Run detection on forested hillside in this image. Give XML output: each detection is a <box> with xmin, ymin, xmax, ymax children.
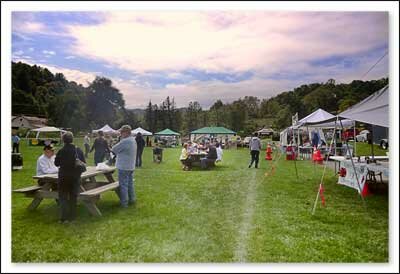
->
<box><xmin>12</xmin><ymin>61</ymin><xmax>388</xmax><ymax>136</ymax></box>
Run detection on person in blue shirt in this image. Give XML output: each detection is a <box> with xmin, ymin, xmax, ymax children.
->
<box><xmin>12</xmin><ymin>132</ymin><xmax>20</xmax><ymax>153</ymax></box>
<box><xmin>111</xmin><ymin>125</ymin><xmax>137</xmax><ymax>208</ymax></box>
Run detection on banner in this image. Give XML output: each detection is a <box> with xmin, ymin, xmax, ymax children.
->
<box><xmin>338</xmin><ymin>160</ymin><xmax>368</xmax><ymax>195</ymax></box>
<box><xmin>292</xmin><ymin>112</ymin><xmax>298</xmax><ymax>126</ymax></box>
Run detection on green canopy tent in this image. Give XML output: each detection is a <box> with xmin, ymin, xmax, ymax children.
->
<box><xmin>190</xmin><ymin>127</ymin><xmax>236</xmax><ymax>144</ymax></box>
<box><xmin>154</xmin><ymin>128</ymin><xmax>181</xmax><ymax>147</ymax></box>
<box><xmin>154</xmin><ymin>128</ymin><xmax>181</xmax><ymax>136</ymax></box>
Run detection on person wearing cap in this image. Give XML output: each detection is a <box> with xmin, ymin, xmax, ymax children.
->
<box><xmin>55</xmin><ymin>132</ymin><xmax>86</xmax><ymax>223</ymax></box>
<box><xmin>90</xmin><ymin>130</ymin><xmax>110</xmax><ymax>165</ymax></box>
<box><xmin>36</xmin><ymin>144</ymin><xmax>59</xmax><ymax>176</ymax></box>
<box><xmin>111</xmin><ymin>125</ymin><xmax>137</xmax><ymax>208</ymax></box>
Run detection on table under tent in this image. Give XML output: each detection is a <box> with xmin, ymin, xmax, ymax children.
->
<box><xmin>154</xmin><ymin>128</ymin><xmax>181</xmax><ymax>147</ymax></box>
<box><xmin>308</xmin><ymin>85</ymin><xmax>389</xmax><ymax>212</ymax></box>
<box><xmin>189</xmin><ymin>127</ymin><xmax>236</xmax><ymax>148</ymax></box>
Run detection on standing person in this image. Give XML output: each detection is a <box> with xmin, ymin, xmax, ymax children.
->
<box><xmin>248</xmin><ymin>132</ymin><xmax>262</xmax><ymax>168</ymax></box>
<box><xmin>111</xmin><ymin>125</ymin><xmax>137</xmax><ymax>208</ymax></box>
<box><xmin>180</xmin><ymin>143</ymin><xmax>192</xmax><ymax>171</ymax></box>
<box><xmin>55</xmin><ymin>132</ymin><xmax>86</xmax><ymax>223</ymax></box>
<box><xmin>146</xmin><ymin>136</ymin><xmax>150</xmax><ymax>147</ymax></box>
<box><xmin>12</xmin><ymin>132</ymin><xmax>21</xmax><ymax>153</ymax></box>
<box><xmin>135</xmin><ymin>132</ymin><xmax>145</xmax><ymax>168</ymax></box>
<box><xmin>83</xmin><ymin>133</ymin><xmax>91</xmax><ymax>159</ymax></box>
<box><xmin>90</xmin><ymin>131</ymin><xmax>110</xmax><ymax>165</ymax></box>
<box><xmin>216</xmin><ymin>142</ymin><xmax>223</xmax><ymax>162</ymax></box>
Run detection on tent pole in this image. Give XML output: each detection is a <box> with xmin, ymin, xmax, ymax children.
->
<box><xmin>370</xmin><ymin>125</ymin><xmax>375</xmax><ymax>161</ymax></box>
<box><xmin>353</xmin><ymin>121</ymin><xmax>356</xmax><ymax>157</ymax></box>
<box><xmin>297</xmin><ymin>128</ymin><xmax>300</xmax><ymax>159</ymax></box>
<box><xmin>312</xmin><ymin>119</ymin><xmax>337</xmax><ymax>215</ymax></box>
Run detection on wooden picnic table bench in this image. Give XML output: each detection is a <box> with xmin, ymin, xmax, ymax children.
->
<box><xmin>13</xmin><ymin>166</ymin><xmax>119</xmax><ymax>217</ymax></box>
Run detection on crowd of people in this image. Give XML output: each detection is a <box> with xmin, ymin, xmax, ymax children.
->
<box><xmin>179</xmin><ymin>140</ymin><xmax>223</xmax><ymax>171</ymax></box>
<box><xmin>15</xmin><ymin>127</ymin><xmax>265</xmax><ymax>223</ymax></box>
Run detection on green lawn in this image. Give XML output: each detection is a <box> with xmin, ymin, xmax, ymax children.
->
<box><xmin>11</xmin><ymin>139</ymin><xmax>388</xmax><ymax>262</ymax></box>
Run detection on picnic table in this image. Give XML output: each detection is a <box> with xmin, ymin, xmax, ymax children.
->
<box><xmin>189</xmin><ymin>151</ymin><xmax>208</xmax><ymax>165</ymax></box>
<box><xmin>13</xmin><ymin>166</ymin><xmax>119</xmax><ymax>217</ymax></box>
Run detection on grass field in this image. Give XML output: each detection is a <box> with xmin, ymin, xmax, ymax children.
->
<box><xmin>11</xmin><ymin>139</ymin><xmax>388</xmax><ymax>262</ymax></box>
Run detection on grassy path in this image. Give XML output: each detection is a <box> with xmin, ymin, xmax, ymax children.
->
<box><xmin>234</xmin><ymin>169</ymin><xmax>257</xmax><ymax>262</ymax></box>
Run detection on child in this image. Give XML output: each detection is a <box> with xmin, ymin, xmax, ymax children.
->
<box><xmin>180</xmin><ymin>143</ymin><xmax>191</xmax><ymax>171</ymax></box>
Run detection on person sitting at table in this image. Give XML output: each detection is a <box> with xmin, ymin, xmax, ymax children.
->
<box><xmin>216</xmin><ymin>142</ymin><xmax>223</xmax><ymax>162</ymax></box>
<box><xmin>180</xmin><ymin>143</ymin><xmax>192</xmax><ymax>171</ymax></box>
<box><xmin>36</xmin><ymin>144</ymin><xmax>59</xmax><ymax>176</ymax></box>
<box><xmin>200</xmin><ymin>143</ymin><xmax>218</xmax><ymax>170</ymax></box>
<box><xmin>55</xmin><ymin>132</ymin><xmax>86</xmax><ymax>223</ymax></box>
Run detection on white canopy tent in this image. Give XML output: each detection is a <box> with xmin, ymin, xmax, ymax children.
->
<box><xmin>280</xmin><ymin>108</ymin><xmax>357</xmax><ymax>157</ymax></box>
<box><xmin>29</xmin><ymin>126</ymin><xmax>66</xmax><ymax>139</ymax></box>
<box><xmin>131</xmin><ymin>127</ymin><xmax>153</xmax><ymax>136</ymax></box>
<box><xmin>92</xmin><ymin>124</ymin><xmax>118</xmax><ymax>134</ymax></box>
<box><xmin>339</xmin><ymin>85</ymin><xmax>388</xmax><ymax>128</ymax></box>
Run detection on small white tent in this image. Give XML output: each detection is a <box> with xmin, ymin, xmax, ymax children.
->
<box><xmin>92</xmin><ymin>124</ymin><xmax>118</xmax><ymax>134</ymax></box>
<box><xmin>131</xmin><ymin>127</ymin><xmax>153</xmax><ymax>136</ymax></box>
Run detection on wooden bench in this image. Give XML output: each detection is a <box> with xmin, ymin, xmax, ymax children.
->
<box><xmin>80</xmin><ymin>181</ymin><xmax>119</xmax><ymax>198</ymax></box>
<box><xmin>79</xmin><ymin>181</ymin><xmax>119</xmax><ymax>217</ymax></box>
<box><xmin>13</xmin><ymin>185</ymin><xmax>42</xmax><ymax>194</ymax></box>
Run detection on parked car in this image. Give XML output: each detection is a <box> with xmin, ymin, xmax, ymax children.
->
<box><xmin>355</xmin><ymin>130</ymin><xmax>370</xmax><ymax>142</ymax></box>
<box><xmin>341</xmin><ymin>128</ymin><xmax>359</xmax><ymax>141</ymax></box>
<box><xmin>380</xmin><ymin>139</ymin><xmax>389</xmax><ymax>149</ymax></box>
<box><xmin>243</xmin><ymin>136</ymin><xmax>252</xmax><ymax>147</ymax></box>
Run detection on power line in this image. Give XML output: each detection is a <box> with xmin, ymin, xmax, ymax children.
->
<box><xmin>360</xmin><ymin>50</ymin><xmax>388</xmax><ymax>80</ymax></box>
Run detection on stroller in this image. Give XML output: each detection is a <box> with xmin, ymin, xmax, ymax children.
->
<box><xmin>152</xmin><ymin>147</ymin><xmax>163</xmax><ymax>163</ymax></box>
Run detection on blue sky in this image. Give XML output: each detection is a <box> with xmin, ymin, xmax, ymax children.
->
<box><xmin>12</xmin><ymin>11</ymin><xmax>389</xmax><ymax>108</ymax></box>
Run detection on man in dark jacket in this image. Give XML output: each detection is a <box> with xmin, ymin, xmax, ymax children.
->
<box><xmin>90</xmin><ymin>130</ymin><xmax>110</xmax><ymax>165</ymax></box>
<box><xmin>200</xmin><ymin>144</ymin><xmax>217</xmax><ymax>169</ymax></box>
<box><xmin>55</xmin><ymin>132</ymin><xmax>85</xmax><ymax>223</ymax></box>
<box><xmin>135</xmin><ymin>132</ymin><xmax>146</xmax><ymax>167</ymax></box>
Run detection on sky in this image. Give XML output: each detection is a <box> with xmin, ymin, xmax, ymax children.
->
<box><xmin>11</xmin><ymin>11</ymin><xmax>389</xmax><ymax>109</ymax></box>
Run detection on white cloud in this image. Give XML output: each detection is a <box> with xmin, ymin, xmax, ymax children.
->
<box><xmin>14</xmin><ymin>50</ymin><xmax>24</xmax><ymax>55</ymax></box>
<box><xmin>28</xmin><ymin>47</ymin><xmax>34</xmax><ymax>52</ymax></box>
<box><xmin>42</xmin><ymin>50</ymin><xmax>56</xmax><ymax>55</ymax></box>
<box><xmin>66</xmin><ymin>11</ymin><xmax>388</xmax><ymax>75</ymax></box>
<box><xmin>65</xmin><ymin>55</ymin><xmax>76</xmax><ymax>59</ymax></box>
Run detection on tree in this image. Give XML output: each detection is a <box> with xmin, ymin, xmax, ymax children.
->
<box><xmin>86</xmin><ymin>77</ymin><xmax>125</xmax><ymax>128</ymax></box>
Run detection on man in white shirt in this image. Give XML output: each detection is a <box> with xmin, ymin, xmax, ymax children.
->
<box><xmin>216</xmin><ymin>142</ymin><xmax>223</xmax><ymax>162</ymax></box>
<box><xmin>248</xmin><ymin>132</ymin><xmax>262</xmax><ymax>168</ymax></box>
<box><xmin>36</xmin><ymin>144</ymin><xmax>59</xmax><ymax>176</ymax></box>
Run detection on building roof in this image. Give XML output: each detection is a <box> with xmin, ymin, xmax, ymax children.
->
<box><xmin>154</xmin><ymin>128</ymin><xmax>180</xmax><ymax>136</ymax></box>
<box><xmin>190</xmin><ymin>127</ymin><xmax>236</xmax><ymax>135</ymax></box>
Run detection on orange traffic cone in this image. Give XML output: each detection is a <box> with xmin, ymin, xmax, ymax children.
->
<box><xmin>315</xmin><ymin>148</ymin><xmax>323</xmax><ymax>164</ymax></box>
<box><xmin>361</xmin><ymin>176</ymin><xmax>371</xmax><ymax>197</ymax></box>
<box><xmin>312</xmin><ymin>146</ymin><xmax>317</xmax><ymax>161</ymax></box>
<box><xmin>265</xmin><ymin>144</ymin><xmax>272</xmax><ymax>160</ymax></box>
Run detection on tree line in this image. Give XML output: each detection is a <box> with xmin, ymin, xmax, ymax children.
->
<box><xmin>12</xmin><ymin>61</ymin><xmax>388</xmax><ymax>136</ymax></box>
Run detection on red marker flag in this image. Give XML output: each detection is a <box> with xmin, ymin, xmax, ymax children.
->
<box><xmin>319</xmin><ymin>184</ymin><xmax>326</xmax><ymax>207</ymax></box>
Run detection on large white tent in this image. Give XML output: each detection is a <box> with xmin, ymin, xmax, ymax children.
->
<box><xmin>339</xmin><ymin>85</ymin><xmax>388</xmax><ymax>128</ymax></box>
<box><xmin>92</xmin><ymin>124</ymin><xmax>118</xmax><ymax>134</ymax></box>
<box><xmin>131</xmin><ymin>127</ymin><xmax>153</xmax><ymax>136</ymax></box>
<box><xmin>29</xmin><ymin>126</ymin><xmax>66</xmax><ymax>139</ymax></box>
<box><xmin>305</xmin><ymin>85</ymin><xmax>389</xmax><ymax>128</ymax></box>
